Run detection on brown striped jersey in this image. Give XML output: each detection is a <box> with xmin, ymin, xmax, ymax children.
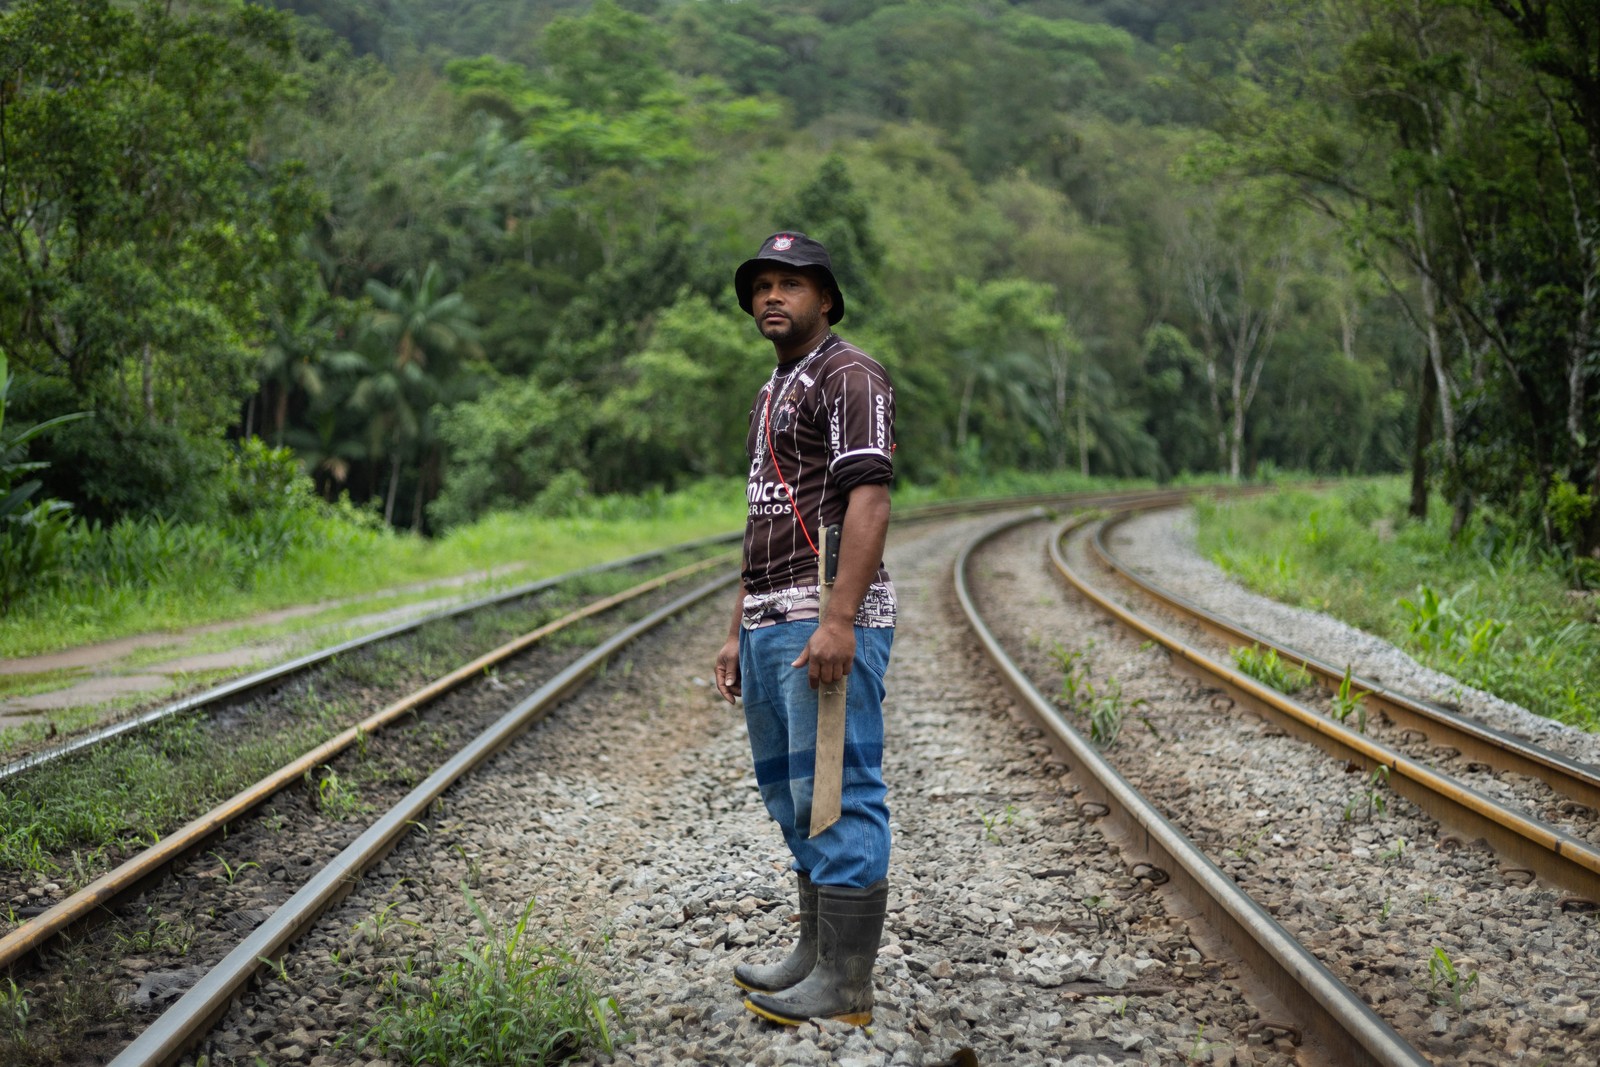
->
<box><xmin>741</xmin><ymin>333</ymin><xmax>896</xmax><ymax>626</ymax></box>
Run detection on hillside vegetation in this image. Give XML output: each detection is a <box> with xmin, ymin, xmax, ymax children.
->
<box><xmin>1195</xmin><ymin>482</ymin><xmax>1600</xmax><ymax>730</ymax></box>
<box><xmin>1</xmin><ymin>0</ymin><xmax>1596</xmax><ymax>630</ymax></box>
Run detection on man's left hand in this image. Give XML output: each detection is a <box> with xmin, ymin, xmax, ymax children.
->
<box><xmin>792</xmin><ymin>617</ymin><xmax>854</xmax><ymax>689</ymax></box>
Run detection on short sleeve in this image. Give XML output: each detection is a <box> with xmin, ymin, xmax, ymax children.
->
<box><xmin>819</xmin><ymin>351</ymin><xmax>894</xmax><ymax>491</ymax></box>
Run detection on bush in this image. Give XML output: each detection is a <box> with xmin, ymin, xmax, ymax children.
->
<box><xmin>57</xmin><ymin>439</ymin><xmax>370</xmax><ymax>594</ymax></box>
<box><xmin>429</xmin><ymin>378</ymin><xmax>589</xmax><ymax>531</ymax></box>
<box><xmin>0</xmin><ymin>353</ymin><xmax>87</xmax><ymax>609</ymax></box>
<box><xmin>0</xmin><ymin>497</ymin><xmax>74</xmax><ymax>611</ymax></box>
<box><xmin>36</xmin><ymin>415</ymin><xmax>230</xmax><ymax>525</ymax></box>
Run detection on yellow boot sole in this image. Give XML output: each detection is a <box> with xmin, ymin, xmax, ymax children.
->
<box><xmin>742</xmin><ymin>997</ymin><xmax>872</xmax><ymax>1027</ymax></box>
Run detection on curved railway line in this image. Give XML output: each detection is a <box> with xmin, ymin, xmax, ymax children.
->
<box><xmin>1073</xmin><ymin>511</ymin><xmax>1600</xmax><ymax>899</ymax></box>
<box><xmin>970</xmin><ymin>509</ymin><xmax>1600</xmax><ymax>1067</ymax></box>
<box><xmin>1</xmin><ymin>490</ymin><xmax>1595</xmax><ymax>1066</ymax></box>
<box><xmin>1</xmin><ymin>491</ymin><xmax>1173</xmax><ymax>1064</ymax></box>
<box><xmin>1</xmin><ymin>544</ymin><xmax>743</xmax><ymax>1064</ymax></box>
<box><xmin>1089</xmin><ymin>512</ymin><xmax>1600</xmax><ymax>815</ymax></box>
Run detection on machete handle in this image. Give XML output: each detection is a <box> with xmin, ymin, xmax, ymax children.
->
<box><xmin>822</xmin><ymin>523</ymin><xmax>841</xmax><ymax>587</ymax></box>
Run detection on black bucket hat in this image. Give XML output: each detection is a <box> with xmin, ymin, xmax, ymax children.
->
<box><xmin>734</xmin><ymin>231</ymin><xmax>845</xmax><ymax>325</ymax></box>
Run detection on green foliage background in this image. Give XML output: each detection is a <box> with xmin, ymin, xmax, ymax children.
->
<box><xmin>2</xmin><ymin>0</ymin><xmax>1597</xmax><ymax>613</ymax></box>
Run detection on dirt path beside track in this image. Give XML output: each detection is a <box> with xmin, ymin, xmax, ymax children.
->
<box><xmin>0</xmin><ymin>565</ymin><xmax>524</xmax><ymax>730</ymax></box>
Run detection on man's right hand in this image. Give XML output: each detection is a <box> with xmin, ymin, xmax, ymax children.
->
<box><xmin>714</xmin><ymin>636</ymin><xmax>741</xmax><ymax>703</ymax></box>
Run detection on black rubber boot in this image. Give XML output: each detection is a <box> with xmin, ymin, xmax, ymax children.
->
<box><xmin>733</xmin><ymin>872</ymin><xmax>818</xmax><ymax>993</ymax></box>
<box><xmin>743</xmin><ymin>879</ymin><xmax>888</xmax><ymax>1026</ymax></box>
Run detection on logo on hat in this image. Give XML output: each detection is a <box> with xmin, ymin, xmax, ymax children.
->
<box><xmin>772</xmin><ymin>235</ymin><xmax>794</xmax><ymax>251</ymax></box>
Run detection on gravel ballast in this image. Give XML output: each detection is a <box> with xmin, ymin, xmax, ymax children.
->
<box><xmin>176</xmin><ymin>506</ymin><xmax>1600</xmax><ymax>1066</ymax></box>
<box><xmin>187</xmin><ymin>514</ymin><xmax>1289</xmax><ymax>1067</ymax></box>
<box><xmin>981</xmin><ymin>509</ymin><xmax>1600</xmax><ymax>1067</ymax></box>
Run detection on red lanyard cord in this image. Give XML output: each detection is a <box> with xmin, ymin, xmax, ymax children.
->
<box><xmin>764</xmin><ymin>385</ymin><xmax>820</xmax><ymax>558</ymax></box>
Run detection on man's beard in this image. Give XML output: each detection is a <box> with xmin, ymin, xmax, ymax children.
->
<box><xmin>761</xmin><ymin>310</ymin><xmax>819</xmax><ymax>342</ymax></box>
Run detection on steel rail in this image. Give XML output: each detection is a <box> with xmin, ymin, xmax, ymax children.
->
<box><xmin>1091</xmin><ymin>509</ymin><xmax>1600</xmax><ymax>811</ymax></box>
<box><xmin>0</xmin><ymin>553</ymin><xmax>733</xmax><ymax>972</ymax></box>
<box><xmin>1053</xmin><ymin>518</ymin><xmax>1600</xmax><ymax>900</ymax></box>
<box><xmin>87</xmin><ymin>489</ymin><xmax>1241</xmax><ymax>1064</ymax></box>
<box><xmin>1</xmin><ymin>486</ymin><xmax>1191</xmax><ymax>782</ymax></box>
<box><xmin>901</xmin><ymin>485</ymin><xmax>1191</xmax><ymax>521</ymax></box>
<box><xmin>0</xmin><ymin>496</ymin><xmax>1220</xmax><ymax>965</ymax></box>
<box><xmin>1</xmin><ymin>531</ymin><xmax>743</xmax><ymax>783</ymax></box>
<box><xmin>109</xmin><ymin>569</ymin><xmax>737</xmax><ymax>1067</ymax></box>
<box><xmin>957</xmin><ymin>510</ymin><xmax>1431</xmax><ymax>1067</ymax></box>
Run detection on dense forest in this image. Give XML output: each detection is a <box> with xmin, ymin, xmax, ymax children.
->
<box><xmin>2</xmin><ymin>0</ymin><xmax>1597</xmax><ymax>609</ymax></box>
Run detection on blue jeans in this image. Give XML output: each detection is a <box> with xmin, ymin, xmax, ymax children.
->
<box><xmin>739</xmin><ymin>622</ymin><xmax>893</xmax><ymax>888</ymax></box>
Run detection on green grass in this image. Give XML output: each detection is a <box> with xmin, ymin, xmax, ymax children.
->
<box><xmin>893</xmin><ymin>468</ymin><xmax>1153</xmax><ymax>508</ymax></box>
<box><xmin>1194</xmin><ymin>479</ymin><xmax>1600</xmax><ymax>730</ymax></box>
<box><xmin>0</xmin><ymin>552</ymin><xmax>716</xmax><ymax>884</ymax></box>
<box><xmin>0</xmin><ymin>478</ymin><xmax>749</xmax><ymax>660</ymax></box>
<box><xmin>0</xmin><ymin>692</ymin><xmax>360</xmax><ymax>883</ymax></box>
<box><xmin>369</xmin><ymin>890</ymin><xmax>621</xmax><ymax>1065</ymax></box>
<box><xmin>4</xmin><ymin>470</ymin><xmax>1167</xmax><ymax>664</ymax></box>
<box><xmin>0</xmin><ymin>669</ymin><xmax>89</xmax><ymax>701</ymax></box>
<box><xmin>1232</xmin><ymin>645</ymin><xmax>1313</xmax><ymax>694</ymax></box>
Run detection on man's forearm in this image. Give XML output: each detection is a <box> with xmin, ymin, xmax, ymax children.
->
<box><xmin>728</xmin><ymin>579</ymin><xmax>747</xmax><ymax>639</ymax></box>
<box><xmin>821</xmin><ymin>483</ymin><xmax>890</xmax><ymax>628</ymax></box>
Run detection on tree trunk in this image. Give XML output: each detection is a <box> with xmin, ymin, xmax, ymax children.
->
<box><xmin>1053</xmin><ymin>348</ymin><xmax>1069</xmax><ymax>470</ymax></box>
<box><xmin>411</xmin><ymin>448</ymin><xmax>432</xmax><ymax>533</ymax></box>
<box><xmin>1410</xmin><ymin>350</ymin><xmax>1435</xmax><ymax>520</ymax></box>
<box><xmin>274</xmin><ymin>385</ymin><xmax>289</xmax><ymax>446</ymax></box>
<box><xmin>1229</xmin><ymin>352</ymin><xmax>1246</xmax><ymax>481</ymax></box>
<box><xmin>142</xmin><ymin>342</ymin><xmax>156</xmax><ymax>423</ymax></box>
<box><xmin>1450</xmin><ymin>490</ymin><xmax>1474</xmax><ymax>542</ymax></box>
<box><xmin>1338</xmin><ymin>299</ymin><xmax>1358</xmax><ymax>362</ymax></box>
<box><xmin>1413</xmin><ymin>197</ymin><xmax>1457</xmax><ymax>459</ymax></box>
<box><xmin>384</xmin><ymin>453</ymin><xmax>401</xmax><ymax>526</ymax></box>
<box><xmin>1076</xmin><ymin>363</ymin><xmax>1089</xmax><ymax>477</ymax></box>
<box><xmin>1202</xmin><ymin>350</ymin><xmax>1227</xmax><ymax>476</ymax></box>
<box><xmin>956</xmin><ymin>372</ymin><xmax>975</xmax><ymax>455</ymax></box>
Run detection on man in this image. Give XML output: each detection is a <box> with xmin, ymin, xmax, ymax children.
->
<box><xmin>713</xmin><ymin>231</ymin><xmax>896</xmax><ymax>1026</ymax></box>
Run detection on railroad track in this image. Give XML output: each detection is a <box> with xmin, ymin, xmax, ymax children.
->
<box><xmin>0</xmin><ymin>536</ymin><xmax>744</xmax><ymax>783</ymax></box>
<box><xmin>0</xmin><ymin>546</ymin><xmax>739</xmax><ymax>1064</ymax></box>
<box><xmin>1080</xmin><ymin>509</ymin><xmax>1600</xmax><ymax>896</ymax></box>
<box><xmin>0</xmin><ymin>489</ymin><xmax>1178</xmax><ymax>1065</ymax></box>
<box><xmin>962</xmin><ymin>507</ymin><xmax>1600</xmax><ymax>1066</ymax></box>
<box><xmin>8</xmin><ymin>489</ymin><xmax>1590</xmax><ymax>1066</ymax></box>
<box><xmin>165</xmin><ymin>499</ymin><xmax>1277</xmax><ymax>1067</ymax></box>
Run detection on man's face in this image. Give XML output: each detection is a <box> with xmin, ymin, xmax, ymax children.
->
<box><xmin>751</xmin><ymin>267</ymin><xmax>832</xmax><ymax>344</ymax></box>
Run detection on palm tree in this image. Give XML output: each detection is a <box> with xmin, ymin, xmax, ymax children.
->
<box><xmin>354</xmin><ymin>262</ymin><xmax>483</xmax><ymax>527</ymax></box>
<box><xmin>363</xmin><ymin>262</ymin><xmax>482</xmax><ymax>380</ymax></box>
<box><xmin>346</xmin><ymin>327</ymin><xmax>427</xmax><ymax>526</ymax></box>
<box><xmin>257</xmin><ymin>302</ymin><xmax>338</xmax><ymax>445</ymax></box>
